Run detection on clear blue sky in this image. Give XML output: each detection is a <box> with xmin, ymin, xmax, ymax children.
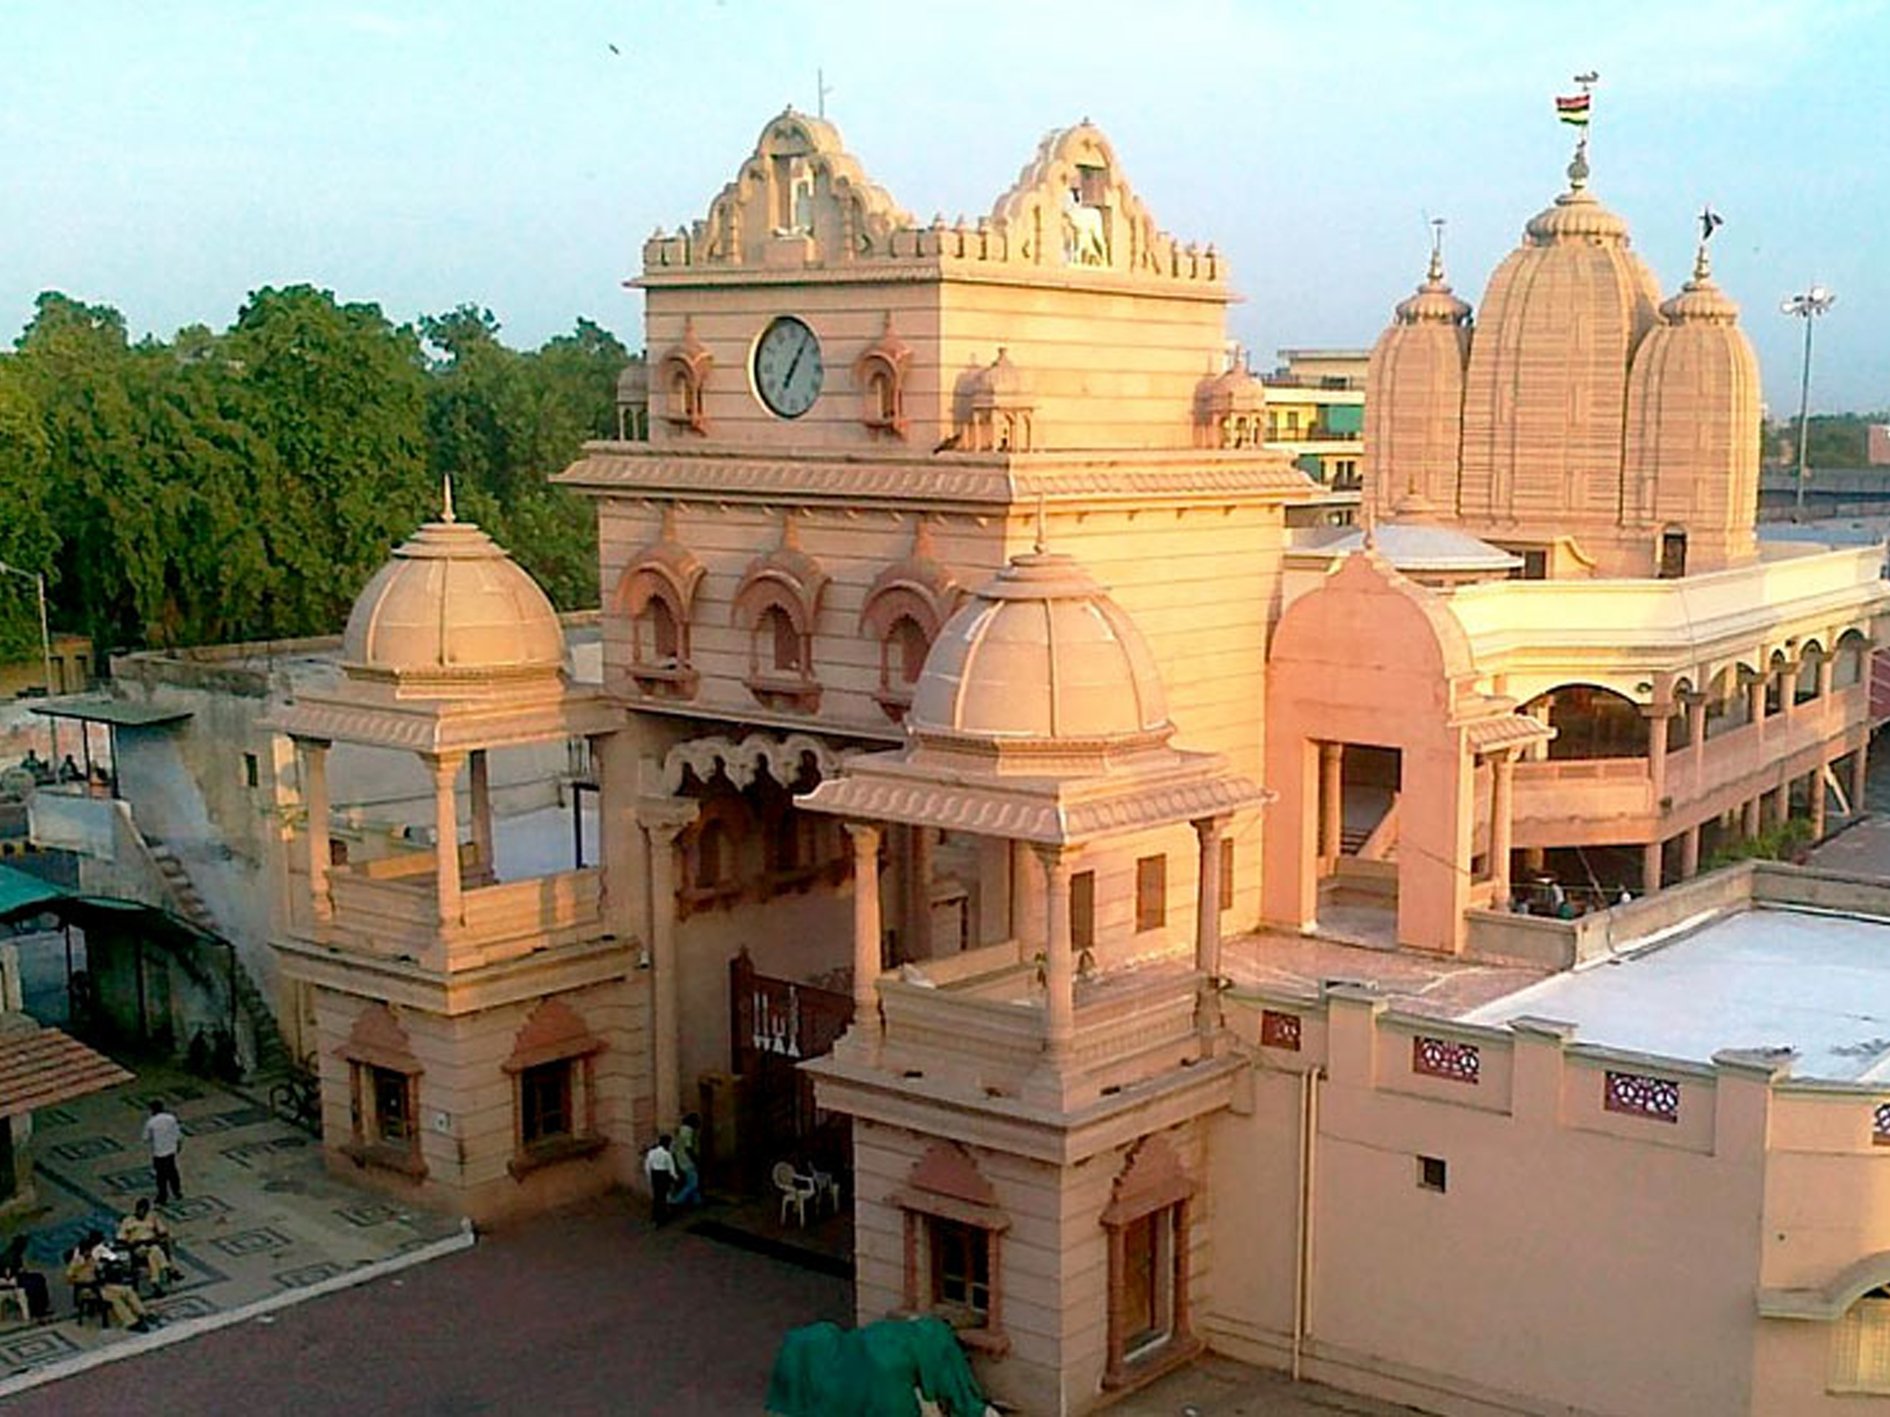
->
<box><xmin>3</xmin><ymin>0</ymin><xmax>1885</xmax><ymax>414</ymax></box>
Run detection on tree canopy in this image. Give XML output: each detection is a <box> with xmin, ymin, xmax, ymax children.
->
<box><xmin>0</xmin><ymin>289</ymin><xmax>629</xmax><ymax>660</ymax></box>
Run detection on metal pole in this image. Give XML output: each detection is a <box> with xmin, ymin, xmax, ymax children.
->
<box><xmin>1794</xmin><ymin>310</ymin><xmax>1815</xmax><ymax>522</ymax></box>
<box><xmin>33</xmin><ymin>572</ymin><xmax>53</xmax><ymax>699</ymax></box>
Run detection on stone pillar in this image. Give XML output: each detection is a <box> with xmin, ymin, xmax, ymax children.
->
<box><xmin>1742</xmin><ymin>794</ymin><xmax>1762</xmax><ymax>839</ymax></box>
<box><xmin>468</xmin><ymin>749</ymin><xmax>494</xmax><ymax>883</ymax></box>
<box><xmin>1809</xmin><ymin>764</ymin><xmax>1828</xmax><ymax>840</ymax></box>
<box><xmin>1818</xmin><ymin>653</ymin><xmax>1835</xmax><ymax>717</ymax></box>
<box><xmin>642</xmin><ymin>804</ymin><xmax>698</xmax><ymax>1131</ymax></box>
<box><xmin>1192</xmin><ymin>816</ymin><xmax>1227</xmax><ymax>1046</ymax></box>
<box><xmin>1687</xmin><ymin>692</ymin><xmax>1707</xmax><ymax>778</ymax></box>
<box><xmin>1318</xmin><ymin>743</ymin><xmax>1344</xmax><ymax>864</ymax></box>
<box><xmin>1644</xmin><ymin>704</ymin><xmax>1670</xmax><ymax>805</ymax></box>
<box><xmin>1681</xmin><ymin>824</ymin><xmax>1701</xmax><ymax>879</ymax></box>
<box><xmin>907</xmin><ymin>825</ymin><xmax>934</xmax><ymax>961</ymax></box>
<box><xmin>426</xmin><ymin>752</ymin><xmax>464</xmax><ymax>927</ymax></box>
<box><xmin>1489</xmin><ymin>753</ymin><xmax>1515</xmax><ymax>909</ymax></box>
<box><xmin>1853</xmin><ymin>744</ymin><xmax>1871</xmax><ymax>815</ymax></box>
<box><xmin>299</xmin><ymin>738</ymin><xmax>333</xmax><ymax>922</ymax></box>
<box><xmin>1773</xmin><ymin>772</ymin><xmax>1794</xmax><ymax>829</ymax></box>
<box><xmin>1747</xmin><ymin>672</ymin><xmax>1768</xmax><ymax>741</ymax></box>
<box><xmin>845</xmin><ymin>823</ymin><xmax>884</xmax><ymax>1041</ymax></box>
<box><xmin>1641</xmin><ymin>839</ymin><xmax>1662</xmax><ymax>894</ymax></box>
<box><xmin>1035</xmin><ymin>846</ymin><xmax>1075</xmax><ymax>1064</ymax></box>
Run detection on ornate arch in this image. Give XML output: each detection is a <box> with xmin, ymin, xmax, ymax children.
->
<box><xmin>661</xmin><ymin>731</ymin><xmax>843</xmax><ymax>797</ymax></box>
<box><xmin>733</xmin><ymin>517</ymin><xmax>830</xmax><ymax>712</ymax></box>
<box><xmin>656</xmin><ymin>319</ymin><xmax>712</xmax><ymax>435</ymax></box>
<box><xmin>614</xmin><ymin>505</ymin><xmax>706</xmax><ymax>699</ymax></box>
<box><xmin>1099</xmin><ymin>1132</ymin><xmax>1201</xmax><ymax>1388</ymax></box>
<box><xmin>860</xmin><ymin>521</ymin><xmax>960</xmax><ymax>721</ymax></box>
<box><xmin>854</xmin><ymin>313</ymin><xmax>912</xmax><ymax>438</ymax></box>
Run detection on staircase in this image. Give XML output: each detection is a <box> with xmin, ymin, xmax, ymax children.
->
<box><xmin>144</xmin><ymin>839</ymin><xmax>292</xmax><ymax>1079</ymax></box>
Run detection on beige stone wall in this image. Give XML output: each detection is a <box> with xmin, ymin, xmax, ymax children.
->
<box><xmin>851</xmin><ymin>1115</ymin><xmax>1213</xmax><ymax>1417</ymax></box>
<box><xmin>310</xmin><ymin>976</ymin><xmax>650</xmax><ymax>1224</ymax></box>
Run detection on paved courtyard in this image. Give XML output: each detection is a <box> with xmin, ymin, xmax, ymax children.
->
<box><xmin>0</xmin><ymin>1061</ymin><xmax>461</xmax><ymax>1381</ymax></box>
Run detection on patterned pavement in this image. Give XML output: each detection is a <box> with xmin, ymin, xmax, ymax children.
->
<box><xmin>0</xmin><ymin>1062</ymin><xmax>459</xmax><ymax>1379</ymax></box>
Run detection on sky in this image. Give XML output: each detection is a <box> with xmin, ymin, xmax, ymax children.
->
<box><xmin>2</xmin><ymin>0</ymin><xmax>1886</xmax><ymax>415</ymax></box>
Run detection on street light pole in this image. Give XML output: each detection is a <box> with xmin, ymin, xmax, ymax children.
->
<box><xmin>1781</xmin><ymin>284</ymin><xmax>1837</xmax><ymax>522</ymax></box>
<box><xmin>0</xmin><ymin>559</ymin><xmax>54</xmax><ymax>698</ymax></box>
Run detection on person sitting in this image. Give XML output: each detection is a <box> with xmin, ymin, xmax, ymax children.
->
<box><xmin>56</xmin><ymin>754</ymin><xmax>81</xmax><ymax>784</ymax></box>
<box><xmin>65</xmin><ymin>1230</ymin><xmax>151</xmax><ymax>1331</ymax></box>
<box><xmin>0</xmin><ymin>1234</ymin><xmax>50</xmax><ymax>1323</ymax></box>
<box><xmin>116</xmin><ymin>1199</ymin><xmax>181</xmax><ymax>1291</ymax></box>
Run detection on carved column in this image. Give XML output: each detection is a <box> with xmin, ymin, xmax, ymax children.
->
<box><xmin>844</xmin><ymin>823</ymin><xmax>884</xmax><ymax>1042</ymax></box>
<box><xmin>642</xmin><ymin>802</ymin><xmax>699</xmax><ymax>1131</ymax></box>
<box><xmin>906</xmin><ymin>825</ymin><xmax>934</xmax><ymax>961</ymax></box>
<box><xmin>1747</xmin><ymin>672</ymin><xmax>1768</xmax><ymax>743</ymax></box>
<box><xmin>1489</xmin><ymin>753</ymin><xmax>1515</xmax><ymax>909</ymax></box>
<box><xmin>1742</xmin><ymin>794</ymin><xmax>1762</xmax><ymax>839</ymax></box>
<box><xmin>1680</xmin><ymin>824</ymin><xmax>1701</xmax><ymax>879</ymax></box>
<box><xmin>1818</xmin><ymin>653</ymin><xmax>1836</xmax><ymax>719</ymax></box>
<box><xmin>468</xmin><ymin>749</ymin><xmax>494</xmax><ymax>884</ymax></box>
<box><xmin>298</xmin><ymin>738</ymin><xmax>333</xmax><ymax>923</ymax></box>
<box><xmin>1192</xmin><ymin>816</ymin><xmax>1228</xmax><ymax>1046</ymax></box>
<box><xmin>426</xmin><ymin>752</ymin><xmax>464</xmax><ymax>928</ymax></box>
<box><xmin>1853</xmin><ymin>744</ymin><xmax>1871</xmax><ymax>816</ymax></box>
<box><xmin>1781</xmin><ymin>659</ymin><xmax>1802</xmax><ymax>723</ymax></box>
<box><xmin>1641</xmin><ymin>840</ymin><xmax>1662</xmax><ymax>894</ymax></box>
<box><xmin>1643</xmin><ymin>703</ymin><xmax>1671</xmax><ymax>806</ymax></box>
<box><xmin>1035</xmin><ymin>845</ymin><xmax>1075</xmax><ymax>1064</ymax></box>
<box><xmin>1317</xmin><ymin>743</ymin><xmax>1344</xmax><ymax>864</ymax></box>
<box><xmin>1810</xmin><ymin>762</ymin><xmax>1829</xmax><ymax>839</ymax></box>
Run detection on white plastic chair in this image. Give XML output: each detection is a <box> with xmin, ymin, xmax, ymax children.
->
<box><xmin>772</xmin><ymin>1161</ymin><xmax>816</xmax><ymax>1228</ymax></box>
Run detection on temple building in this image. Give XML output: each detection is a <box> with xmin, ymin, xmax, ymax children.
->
<box><xmin>259</xmin><ymin>106</ymin><xmax>1890</xmax><ymax>1414</ymax></box>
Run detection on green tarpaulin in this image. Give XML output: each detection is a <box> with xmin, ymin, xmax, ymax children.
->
<box><xmin>766</xmin><ymin>1315</ymin><xmax>987</xmax><ymax>1417</ymax></box>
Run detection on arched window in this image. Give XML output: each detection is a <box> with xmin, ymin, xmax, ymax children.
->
<box><xmin>765</xmin><ymin>605</ymin><xmax>802</xmax><ymax>674</ymax></box>
<box><xmin>1704</xmin><ymin>666</ymin><xmax>1753</xmax><ymax>740</ymax></box>
<box><xmin>1834</xmin><ymin>631</ymin><xmax>1869</xmax><ymax>691</ymax></box>
<box><xmin>855</xmin><ymin>313</ymin><xmax>911</xmax><ymax>439</ymax></box>
<box><xmin>613</xmin><ymin>507</ymin><xmax>704</xmax><ymax>700</ymax></box>
<box><xmin>657</xmin><ymin>319</ymin><xmax>712</xmax><ymax>436</ymax></box>
<box><xmin>695</xmin><ymin>819</ymin><xmax>728</xmax><ymax>890</ymax></box>
<box><xmin>1521</xmin><ymin>686</ymin><xmax>1649</xmax><ymax>761</ymax></box>
<box><xmin>891</xmin><ymin>615</ymin><xmax>930</xmax><ymax>686</ymax></box>
<box><xmin>1659</xmin><ymin>528</ymin><xmax>1688</xmax><ymax>579</ymax></box>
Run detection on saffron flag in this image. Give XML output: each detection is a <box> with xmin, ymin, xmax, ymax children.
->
<box><xmin>1556</xmin><ymin>93</ymin><xmax>1592</xmax><ymax>126</ymax></box>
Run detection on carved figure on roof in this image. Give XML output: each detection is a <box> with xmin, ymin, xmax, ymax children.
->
<box><xmin>656</xmin><ymin>108</ymin><xmax>913</xmax><ymax>270</ymax></box>
<box><xmin>990</xmin><ymin>122</ymin><xmax>1198</xmax><ymax>281</ymax></box>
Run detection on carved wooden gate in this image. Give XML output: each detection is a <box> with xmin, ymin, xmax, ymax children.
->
<box><xmin>728</xmin><ymin>949</ymin><xmax>851</xmax><ymax>1190</ymax></box>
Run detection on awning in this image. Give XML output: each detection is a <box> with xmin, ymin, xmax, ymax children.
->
<box><xmin>0</xmin><ymin>1019</ymin><xmax>133</xmax><ymax>1120</ymax></box>
<box><xmin>0</xmin><ymin>862</ymin><xmax>71</xmax><ymax>921</ymax></box>
<box><xmin>30</xmin><ymin>692</ymin><xmax>191</xmax><ymax>728</ymax></box>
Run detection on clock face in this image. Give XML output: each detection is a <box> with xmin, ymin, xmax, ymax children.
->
<box><xmin>753</xmin><ymin>316</ymin><xmax>824</xmax><ymax>419</ymax></box>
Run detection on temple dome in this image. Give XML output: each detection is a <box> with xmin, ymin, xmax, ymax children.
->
<box><xmin>1458</xmin><ymin>174</ymin><xmax>1662</xmax><ymax>527</ymax></box>
<box><xmin>909</xmin><ymin>551</ymin><xmax>1170</xmax><ymax>743</ymax></box>
<box><xmin>341</xmin><ymin>506</ymin><xmax>566</xmax><ymax>691</ymax></box>
<box><xmin>1623</xmin><ymin>247</ymin><xmax>1762</xmax><ymax>570</ymax></box>
<box><xmin>1366</xmin><ymin>247</ymin><xmax>1473</xmax><ymax>517</ymax></box>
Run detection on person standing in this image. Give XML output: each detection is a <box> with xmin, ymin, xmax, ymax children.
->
<box><xmin>671</xmin><ymin>1113</ymin><xmax>701</xmax><ymax>1208</ymax></box>
<box><xmin>142</xmin><ymin>1099</ymin><xmax>183</xmax><ymax>1204</ymax></box>
<box><xmin>643</xmin><ymin>1134</ymin><xmax>677</xmax><ymax>1225</ymax></box>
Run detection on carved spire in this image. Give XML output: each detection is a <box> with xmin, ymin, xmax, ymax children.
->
<box><xmin>441</xmin><ymin>472</ymin><xmax>457</xmax><ymax>524</ymax></box>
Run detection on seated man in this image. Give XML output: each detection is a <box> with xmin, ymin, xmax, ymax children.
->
<box><xmin>116</xmin><ymin>1199</ymin><xmax>181</xmax><ymax>1291</ymax></box>
<box><xmin>0</xmin><ymin>1234</ymin><xmax>52</xmax><ymax>1321</ymax></box>
<box><xmin>65</xmin><ymin>1231</ymin><xmax>151</xmax><ymax>1332</ymax></box>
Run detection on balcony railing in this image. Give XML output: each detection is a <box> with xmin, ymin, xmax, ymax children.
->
<box><xmin>321</xmin><ymin>863</ymin><xmax>605</xmax><ymax>970</ymax></box>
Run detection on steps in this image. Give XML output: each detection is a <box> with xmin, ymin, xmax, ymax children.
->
<box><xmin>144</xmin><ymin>839</ymin><xmax>292</xmax><ymax>1080</ymax></box>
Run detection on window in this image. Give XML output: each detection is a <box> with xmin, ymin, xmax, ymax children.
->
<box><xmin>371</xmin><ymin>1066</ymin><xmax>412</xmax><ymax>1144</ymax></box>
<box><xmin>1135</xmin><ymin>855</ymin><xmax>1167</xmax><ymax>933</ymax></box>
<box><xmin>1418</xmin><ymin>1155</ymin><xmax>1448</xmax><ymax>1192</ymax></box>
<box><xmin>643</xmin><ymin>598</ymin><xmax>681</xmax><ymax>664</ymax></box>
<box><xmin>765</xmin><ymin>606</ymin><xmax>802</xmax><ymax>674</ymax></box>
<box><xmin>895</xmin><ymin>1144</ymin><xmax>1009</xmax><ymax>1353</ymax></box>
<box><xmin>242</xmin><ymin>752</ymin><xmax>259</xmax><ymax>789</ymax></box>
<box><xmin>929</xmin><ymin>1217</ymin><xmax>992</xmax><ymax>1323</ymax></box>
<box><xmin>1101</xmin><ymin>1136</ymin><xmax>1199</xmax><ymax>1389</ymax></box>
<box><xmin>1121</xmin><ymin>1206</ymin><xmax>1178</xmax><ymax>1358</ymax></box>
<box><xmin>520</xmin><ymin>1061</ymin><xmax>573</xmax><ymax>1147</ymax></box>
<box><xmin>890</xmin><ymin>616</ymin><xmax>929</xmax><ymax>685</ymax></box>
<box><xmin>1218</xmin><ymin>837</ymin><xmax>1235</xmax><ymax>912</ymax></box>
<box><xmin>1658</xmin><ymin>529</ymin><xmax>1687</xmax><ymax>579</ymax></box>
<box><xmin>1071</xmin><ymin>870</ymin><xmax>1096</xmax><ymax>953</ymax></box>
<box><xmin>1831</xmin><ymin>1292</ymin><xmax>1890</xmax><ymax>1393</ymax></box>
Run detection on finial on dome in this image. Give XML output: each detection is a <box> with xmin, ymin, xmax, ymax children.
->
<box><xmin>441</xmin><ymin>472</ymin><xmax>457</xmax><ymax>524</ymax></box>
<box><xmin>1694</xmin><ymin>205</ymin><xmax>1724</xmax><ymax>282</ymax></box>
<box><xmin>1427</xmin><ymin>217</ymin><xmax>1447</xmax><ymax>283</ymax></box>
<box><xmin>1557</xmin><ymin>72</ymin><xmax>1598</xmax><ymax>192</ymax></box>
<box><xmin>1360</xmin><ymin>487</ymin><xmax>1378</xmax><ymax>552</ymax></box>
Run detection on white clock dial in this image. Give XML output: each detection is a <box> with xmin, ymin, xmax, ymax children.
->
<box><xmin>753</xmin><ymin>316</ymin><xmax>824</xmax><ymax>419</ymax></box>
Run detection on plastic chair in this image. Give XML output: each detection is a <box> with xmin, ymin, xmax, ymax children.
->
<box><xmin>772</xmin><ymin>1162</ymin><xmax>816</xmax><ymax>1228</ymax></box>
<box><xmin>0</xmin><ymin>1281</ymin><xmax>29</xmax><ymax>1325</ymax></box>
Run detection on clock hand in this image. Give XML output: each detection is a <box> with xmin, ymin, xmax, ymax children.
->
<box><xmin>782</xmin><ymin>335</ymin><xmax>807</xmax><ymax>391</ymax></box>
